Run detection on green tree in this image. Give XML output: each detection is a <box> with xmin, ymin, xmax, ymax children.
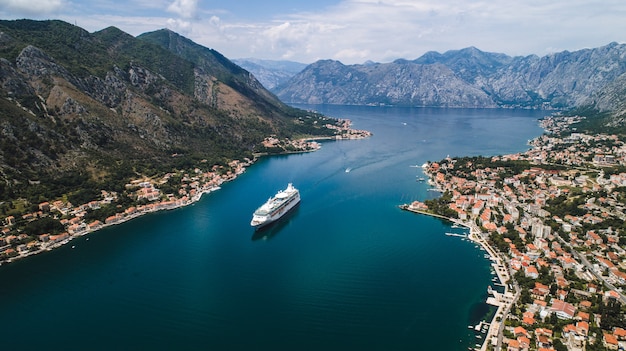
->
<box><xmin>599</xmin><ymin>299</ymin><xmax>624</xmax><ymax>330</ymax></box>
<box><xmin>553</xmin><ymin>339</ymin><xmax>568</xmax><ymax>351</ymax></box>
<box><xmin>23</xmin><ymin>217</ymin><xmax>64</xmax><ymax>235</ymax></box>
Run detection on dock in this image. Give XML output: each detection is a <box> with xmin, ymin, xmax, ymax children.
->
<box><xmin>444</xmin><ymin>232</ymin><xmax>468</xmax><ymax>238</ymax></box>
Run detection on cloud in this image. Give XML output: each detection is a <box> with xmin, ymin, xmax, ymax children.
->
<box><xmin>334</xmin><ymin>48</ymin><xmax>371</xmax><ymax>62</ymax></box>
<box><xmin>166</xmin><ymin>18</ymin><xmax>192</xmax><ymax>33</ymax></box>
<box><xmin>59</xmin><ymin>14</ymin><xmax>171</xmax><ymax>36</ymax></box>
<box><xmin>7</xmin><ymin>0</ymin><xmax>624</xmax><ymax>65</ymax></box>
<box><xmin>1</xmin><ymin>0</ymin><xmax>65</xmax><ymax>15</ymax></box>
<box><xmin>166</xmin><ymin>0</ymin><xmax>198</xmax><ymax>19</ymax></box>
<box><xmin>239</xmin><ymin>1</ymin><xmax>444</xmax><ymax>62</ymax></box>
<box><xmin>231</xmin><ymin>0</ymin><xmax>626</xmax><ymax>63</ymax></box>
<box><xmin>99</xmin><ymin>0</ymin><xmax>622</xmax><ymax>64</ymax></box>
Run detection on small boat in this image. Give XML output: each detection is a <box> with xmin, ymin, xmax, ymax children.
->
<box><xmin>345</xmin><ymin>167</ymin><xmax>352</xmax><ymax>173</ymax></box>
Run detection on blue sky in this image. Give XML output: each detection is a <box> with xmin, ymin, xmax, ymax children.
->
<box><xmin>1</xmin><ymin>0</ymin><xmax>625</xmax><ymax>64</ymax></box>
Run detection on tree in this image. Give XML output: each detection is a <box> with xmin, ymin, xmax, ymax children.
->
<box><xmin>520</xmin><ymin>288</ymin><xmax>532</xmax><ymax>304</ymax></box>
<box><xmin>599</xmin><ymin>299</ymin><xmax>624</xmax><ymax>330</ymax></box>
<box><xmin>23</xmin><ymin>217</ymin><xmax>64</xmax><ymax>235</ymax></box>
<box><xmin>553</xmin><ymin>339</ymin><xmax>568</xmax><ymax>351</ymax></box>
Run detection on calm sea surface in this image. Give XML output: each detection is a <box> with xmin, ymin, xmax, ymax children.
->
<box><xmin>0</xmin><ymin>106</ymin><xmax>547</xmax><ymax>350</ymax></box>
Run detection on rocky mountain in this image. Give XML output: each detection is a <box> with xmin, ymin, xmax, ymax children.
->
<box><xmin>275</xmin><ymin>43</ymin><xmax>626</xmax><ymax>109</ymax></box>
<box><xmin>0</xmin><ymin>20</ymin><xmax>335</xmax><ymax>202</ymax></box>
<box><xmin>233</xmin><ymin>58</ymin><xmax>307</xmax><ymax>90</ymax></box>
<box><xmin>581</xmin><ymin>70</ymin><xmax>626</xmax><ymax>118</ymax></box>
<box><xmin>276</xmin><ymin>59</ymin><xmax>497</xmax><ymax>107</ymax></box>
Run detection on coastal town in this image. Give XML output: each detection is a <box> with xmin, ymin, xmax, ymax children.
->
<box><xmin>403</xmin><ymin>115</ymin><xmax>626</xmax><ymax>351</ymax></box>
<box><xmin>0</xmin><ymin>120</ymin><xmax>371</xmax><ymax>265</ymax></box>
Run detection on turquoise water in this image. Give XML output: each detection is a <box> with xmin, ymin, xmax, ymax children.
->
<box><xmin>0</xmin><ymin>106</ymin><xmax>546</xmax><ymax>350</ymax></box>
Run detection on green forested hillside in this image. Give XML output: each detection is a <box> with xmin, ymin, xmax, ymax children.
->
<box><xmin>0</xmin><ymin>19</ymin><xmax>338</xmax><ymax>208</ymax></box>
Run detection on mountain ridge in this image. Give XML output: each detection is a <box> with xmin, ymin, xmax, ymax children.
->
<box><xmin>273</xmin><ymin>43</ymin><xmax>626</xmax><ymax>110</ymax></box>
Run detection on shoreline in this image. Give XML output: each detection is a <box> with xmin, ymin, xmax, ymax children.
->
<box><xmin>3</xmin><ymin>185</ymin><xmax>223</xmax><ymax>266</ymax></box>
<box><xmin>3</xmin><ymin>153</ymin><xmax>264</xmax><ymax>265</ymax></box>
<box><xmin>399</xmin><ymin>204</ymin><xmax>517</xmax><ymax>351</ymax></box>
<box><xmin>2</xmin><ymin>127</ymin><xmax>372</xmax><ymax>267</ymax></box>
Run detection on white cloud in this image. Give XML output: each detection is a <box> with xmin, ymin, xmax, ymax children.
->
<box><xmin>166</xmin><ymin>18</ymin><xmax>192</xmax><ymax>33</ymax></box>
<box><xmin>231</xmin><ymin>0</ymin><xmax>626</xmax><ymax>63</ymax></box>
<box><xmin>6</xmin><ymin>0</ymin><xmax>625</xmax><ymax>65</ymax></box>
<box><xmin>59</xmin><ymin>14</ymin><xmax>171</xmax><ymax>36</ymax></box>
<box><xmin>334</xmin><ymin>48</ymin><xmax>371</xmax><ymax>62</ymax></box>
<box><xmin>166</xmin><ymin>0</ymin><xmax>198</xmax><ymax>19</ymax></box>
<box><xmin>79</xmin><ymin>0</ymin><xmax>625</xmax><ymax>64</ymax></box>
<box><xmin>1</xmin><ymin>0</ymin><xmax>65</xmax><ymax>15</ymax></box>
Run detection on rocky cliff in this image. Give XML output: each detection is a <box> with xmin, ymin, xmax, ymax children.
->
<box><xmin>275</xmin><ymin>43</ymin><xmax>626</xmax><ymax>109</ymax></box>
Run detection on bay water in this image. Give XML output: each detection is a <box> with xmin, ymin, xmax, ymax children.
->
<box><xmin>0</xmin><ymin>106</ymin><xmax>546</xmax><ymax>350</ymax></box>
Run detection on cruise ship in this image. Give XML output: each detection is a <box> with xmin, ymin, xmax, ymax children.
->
<box><xmin>250</xmin><ymin>183</ymin><xmax>300</xmax><ymax>228</ymax></box>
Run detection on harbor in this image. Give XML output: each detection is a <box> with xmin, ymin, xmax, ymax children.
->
<box><xmin>400</xmin><ymin>203</ymin><xmax>519</xmax><ymax>351</ymax></box>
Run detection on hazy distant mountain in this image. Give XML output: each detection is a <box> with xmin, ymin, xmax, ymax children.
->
<box><xmin>276</xmin><ymin>59</ymin><xmax>497</xmax><ymax>107</ymax></box>
<box><xmin>233</xmin><ymin>58</ymin><xmax>307</xmax><ymax>89</ymax></box>
<box><xmin>275</xmin><ymin>43</ymin><xmax>626</xmax><ymax>109</ymax></box>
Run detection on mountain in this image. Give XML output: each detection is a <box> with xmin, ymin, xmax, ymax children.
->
<box><xmin>583</xmin><ymin>73</ymin><xmax>626</xmax><ymax>118</ymax></box>
<box><xmin>275</xmin><ymin>43</ymin><xmax>626</xmax><ymax>109</ymax></box>
<box><xmin>275</xmin><ymin>59</ymin><xmax>496</xmax><ymax>107</ymax></box>
<box><xmin>413</xmin><ymin>46</ymin><xmax>514</xmax><ymax>83</ymax></box>
<box><xmin>232</xmin><ymin>58</ymin><xmax>307</xmax><ymax>90</ymax></box>
<box><xmin>0</xmin><ymin>20</ymin><xmax>337</xmax><ymax>203</ymax></box>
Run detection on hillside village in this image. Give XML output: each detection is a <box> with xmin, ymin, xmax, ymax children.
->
<box><xmin>406</xmin><ymin>115</ymin><xmax>626</xmax><ymax>351</ymax></box>
<box><xmin>0</xmin><ymin>158</ymin><xmax>250</xmax><ymax>261</ymax></box>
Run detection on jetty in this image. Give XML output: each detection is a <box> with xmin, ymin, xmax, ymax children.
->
<box><xmin>444</xmin><ymin>232</ymin><xmax>468</xmax><ymax>238</ymax></box>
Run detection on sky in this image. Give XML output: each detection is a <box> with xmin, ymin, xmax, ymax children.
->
<box><xmin>1</xmin><ymin>0</ymin><xmax>625</xmax><ymax>64</ymax></box>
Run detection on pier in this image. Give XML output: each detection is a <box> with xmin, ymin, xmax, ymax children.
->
<box><xmin>444</xmin><ymin>232</ymin><xmax>468</xmax><ymax>238</ymax></box>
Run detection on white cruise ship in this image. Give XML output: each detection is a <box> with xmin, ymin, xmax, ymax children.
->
<box><xmin>250</xmin><ymin>183</ymin><xmax>300</xmax><ymax>228</ymax></box>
